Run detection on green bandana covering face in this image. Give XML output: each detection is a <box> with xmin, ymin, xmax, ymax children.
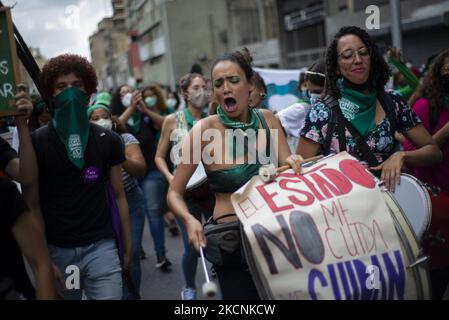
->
<box><xmin>338</xmin><ymin>78</ymin><xmax>377</xmax><ymax>137</ymax></box>
<box><xmin>52</xmin><ymin>87</ymin><xmax>90</xmax><ymax>169</ymax></box>
<box><xmin>217</xmin><ymin>106</ymin><xmax>260</xmax><ymax>158</ymax></box>
<box><xmin>183</xmin><ymin>108</ymin><xmax>208</xmax><ymax>130</ymax></box>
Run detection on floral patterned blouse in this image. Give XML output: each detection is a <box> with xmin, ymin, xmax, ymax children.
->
<box><xmin>300</xmin><ymin>90</ymin><xmax>422</xmax><ymax>163</ymax></box>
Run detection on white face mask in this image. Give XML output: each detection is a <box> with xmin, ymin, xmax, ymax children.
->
<box><xmin>166</xmin><ymin>98</ymin><xmax>177</xmax><ymax>109</ymax></box>
<box><xmin>189</xmin><ymin>89</ymin><xmax>209</xmax><ymax>109</ymax></box>
<box><xmin>94</xmin><ymin>118</ymin><xmax>113</xmax><ymax>130</ymax></box>
<box><xmin>121</xmin><ymin>92</ymin><xmax>132</xmax><ymax>107</ymax></box>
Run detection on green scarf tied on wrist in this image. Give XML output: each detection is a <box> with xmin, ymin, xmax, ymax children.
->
<box><xmin>217</xmin><ymin>106</ymin><xmax>260</xmax><ymax>159</ymax></box>
<box><xmin>338</xmin><ymin>78</ymin><xmax>377</xmax><ymax>137</ymax></box>
<box><xmin>52</xmin><ymin>87</ymin><xmax>90</xmax><ymax>169</ymax></box>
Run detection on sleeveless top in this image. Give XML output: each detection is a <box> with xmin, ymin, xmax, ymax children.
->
<box><xmin>206</xmin><ymin>109</ymin><xmax>272</xmax><ymax>193</ymax></box>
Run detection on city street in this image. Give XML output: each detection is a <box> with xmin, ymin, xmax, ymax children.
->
<box><xmin>140</xmin><ymin>220</ymin><xmax>220</xmax><ymax>300</ymax></box>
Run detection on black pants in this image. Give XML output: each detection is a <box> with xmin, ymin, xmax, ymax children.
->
<box><xmin>213</xmin><ymin>247</ymin><xmax>260</xmax><ymax>300</ymax></box>
<box><xmin>430</xmin><ymin>267</ymin><xmax>449</xmax><ymax>300</ymax></box>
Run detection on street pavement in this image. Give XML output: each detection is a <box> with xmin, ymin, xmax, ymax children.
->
<box><xmin>139</xmin><ymin>219</ymin><xmax>221</xmax><ymax>300</ymax></box>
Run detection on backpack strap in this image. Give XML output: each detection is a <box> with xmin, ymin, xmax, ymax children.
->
<box><xmin>323</xmin><ymin>96</ymin><xmax>346</xmax><ymax>155</ymax></box>
<box><xmin>378</xmin><ymin>91</ymin><xmax>397</xmax><ymax>137</ymax></box>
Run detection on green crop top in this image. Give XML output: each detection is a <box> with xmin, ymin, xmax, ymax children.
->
<box><xmin>206</xmin><ymin>109</ymin><xmax>272</xmax><ymax>193</ymax></box>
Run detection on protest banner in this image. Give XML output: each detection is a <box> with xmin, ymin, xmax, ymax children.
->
<box><xmin>254</xmin><ymin>67</ymin><xmax>305</xmax><ymax>113</ymax></box>
<box><xmin>0</xmin><ymin>7</ymin><xmax>20</xmax><ymax>116</ymax></box>
<box><xmin>231</xmin><ymin>152</ymin><xmax>408</xmax><ymax>300</ymax></box>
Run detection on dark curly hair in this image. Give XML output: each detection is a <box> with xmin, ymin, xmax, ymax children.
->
<box><xmin>212</xmin><ymin>47</ymin><xmax>254</xmax><ymax>82</ymax></box>
<box><xmin>409</xmin><ymin>49</ymin><xmax>449</xmax><ymax>130</ymax></box>
<box><xmin>324</xmin><ymin>26</ymin><xmax>390</xmax><ymax>99</ymax></box>
<box><xmin>40</xmin><ymin>54</ymin><xmax>98</xmax><ymax>103</ymax></box>
<box><xmin>110</xmin><ymin>84</ymin><xmax>129</xmax><ymax>116</ymax></box>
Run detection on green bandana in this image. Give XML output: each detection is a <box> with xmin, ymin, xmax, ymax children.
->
<box><xmin>338</xmin><ymin>78</ymin><xmax>377</xmax><ymax>137</ymax></box>
<box><xmin>217</xmin><ymin>106</ymin><xmax>260</xmax><ymax>159</ymax></box>
<box><xmin>52</xmin><ymin>87</ymin><xmax>90</xmax><ymax>169</ymax></box>
<box><xmin>127</xmin><ymin>112</ymin><xmax>142</xmax><ymax>134</ymax></box>
<box><xmin>183</xmin><ymin>108</ymin><xmax>208</xmax><ymax>130</ymax></box>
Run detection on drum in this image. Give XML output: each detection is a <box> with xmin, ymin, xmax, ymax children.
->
<box><xmin>238</xmin><ymin>153</ymin><xmax>431</xmax><ymax>300</ymax></box>
<box><xmin>185</xmin><ymin>162</ymin><xmax>214</xmax><ymax>215</ymax></box>
<box><xmin>391</xmin><ymin>174</ymin><xmax>432</xmax><ymax>242</ymax></box>
<box><xmin>186</xmin><ymin>162</ymin><xmax>207</xmax><ymax>191</ymax></box>
<box><xmin>382</xmin><ymin>191</ymin><xmax>431</xmax><ymax>300</ymax></box>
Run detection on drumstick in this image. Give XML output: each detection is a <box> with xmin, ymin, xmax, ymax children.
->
<box><xmin>276</xmin><ymin>155</ymin><xmax>324</xmax><ymax>173</ymax></box>
<box><xmin>199</xmin><ymin>246</ymin><xmax>219</xmax><ymax>298</ymax></box>
<box><xmin>259</xmin><ymin>155</ymin><xmax>323</xmax><ymax>183</ymax></box>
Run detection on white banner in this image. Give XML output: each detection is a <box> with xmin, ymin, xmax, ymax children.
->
<box><xmin>254</xmin><ymin>67</ymin><xmax>305</xmax><ymax>113</ymax></box>
<box><xmin>231</xmin><ymin>152</ymin><xmax>407</xmax><ymax>300</ymax></box>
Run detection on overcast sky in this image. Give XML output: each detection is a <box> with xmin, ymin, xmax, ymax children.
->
<box><xmin>3</xmin><ymin>0</ymin><xmax>112</xmax><ymax>60</ymax></box>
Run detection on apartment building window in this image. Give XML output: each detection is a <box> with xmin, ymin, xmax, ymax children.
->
<box><xmin>263</xmin><ymin>0</ymin><xmax>279</xmax><ymax>39</ymax></box>
<box><xmin>230</xmin><ymin>0</ymin><xmax>279</xmax><ymax>45</ymax></box>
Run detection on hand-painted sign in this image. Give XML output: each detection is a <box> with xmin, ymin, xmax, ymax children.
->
<box><xmin>231</xmin><ymin>152</ymin><xmax>406</xmax><ymax>300</ymax></box>
<box><xmin>0</xmin><ymin>7</ymin><xmax>20</xmax><ymax>116</ymax></box>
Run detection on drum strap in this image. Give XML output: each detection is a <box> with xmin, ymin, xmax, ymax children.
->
<box><xmin>323</xmin><ymin>95</ymin><xmax>380</xmax><ymax>167</ymax></box>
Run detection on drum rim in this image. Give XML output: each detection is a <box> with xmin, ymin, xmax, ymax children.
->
<box><xmin>393</xmin><ymin>174</ymin><xmax>432</xmax><ymax>239</ymax></box>
<box><xmin>383</xmin><ymin>192</ymin><xmax>429</xmax><ymax>300</ymax></box>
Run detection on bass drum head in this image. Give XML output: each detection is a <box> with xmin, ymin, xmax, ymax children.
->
<box><xmin>382</xmin><ymin>191</ymin><xmax>431</xmax><ymax>300</ymax></box>
<box><xmin>392</xmin><ymin>174</ymin><xmax>432</xmax><ymax>242</ymax></box>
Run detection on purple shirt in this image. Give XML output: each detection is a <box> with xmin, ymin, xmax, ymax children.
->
<box><xmin>403</xmin><ymin>98</ymin><xmax>449</xmax><ymax>193</ymax></box>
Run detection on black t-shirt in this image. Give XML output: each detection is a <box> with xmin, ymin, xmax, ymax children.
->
<box><xmin>128</xmin><ymin>115</ymin><xmax>157</xmax><ymax>171</ymax></box>
<box><xmin>0</xmin><ymin>177</ymin><xmax>35</xmax><ymax>299</ymax></box>
<box><xmin>0</xmin><ymin>136</ymin><xmax>17</xmax><ymax>172</ymax></box>
<box><xmin>31</xmin><ymin>123</ymin><xmax>126</xmax><ymax>247</ymax></box>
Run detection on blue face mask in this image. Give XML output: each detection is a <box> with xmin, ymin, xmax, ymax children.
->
<box><xmin>309</xmin><ymin>93</ymin><xmax>321</xmax><ymax>105</ymax></box>
<box><xmin>145</xmin><ymin>96</ymin><xmax>157</xmax><ymax>108</ymax></box>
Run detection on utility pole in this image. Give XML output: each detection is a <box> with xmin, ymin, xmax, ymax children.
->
<box><xmin>390</xmin><ymin>0</ymin><xmax>402</xmax><ymax>50</ymax></box>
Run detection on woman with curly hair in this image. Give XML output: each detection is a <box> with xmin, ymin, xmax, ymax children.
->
<box><xmin>298</xmin><ymin>26</ymin><xmax>442</xmax><ymax>192</ymax></box>
<box><xmin>28</xmin><ymin>54</ymin><xmax>132</xmax><ymax>299</ymax></box>
<box><xmin>403</xmin><ymin>49</ymin><xmax>449</xmax><ymax>299</ymax></box>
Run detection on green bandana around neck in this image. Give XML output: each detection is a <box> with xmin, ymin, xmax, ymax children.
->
<box><xmin>52</xmin><ymin>87</ymin><xmax>90</xmax><ymax>169</ymax></box>
<box><xmin>217</xmin><ymin>106</ymin><xmax>260</xmax><ymax>159</ymax></box>
<box><xmin>183</xmin><ymin>107</ymin><xmax>208</xmax><ymax>130</ymax></box>
<box><xmin>127</xmin><ymin>112</ymin><xmax>142</xmax><ymax>134</ymax></box>
<box><xmin>338</xmin><ymin>78</ymin><xmax>377</xmax><ymax>137</ymax></box>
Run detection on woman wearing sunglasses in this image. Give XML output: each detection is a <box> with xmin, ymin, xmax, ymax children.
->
<box><xmin>297</xmin><ymin>26</ymin><xmax>442</xmax><ymax>192</ymax></box>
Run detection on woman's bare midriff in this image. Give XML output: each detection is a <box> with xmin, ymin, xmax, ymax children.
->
<box><xmin>212</xmin><ymin>192</ymin><xmax>239</xmax><ymax>224</ymax></box>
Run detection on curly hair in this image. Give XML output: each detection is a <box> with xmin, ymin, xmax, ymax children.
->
<box><xmin>212</xmin><ymin>47</ymin><xmax>254</xmax><ymax>82</ymax></box>
<box><xmin>40</xmin><ymin>54</ymin><xmax>98</xmax><ymax>102</ymax></box>
<box><xmin>110</xmin><ymin>84</ymin><xmax>129</xmax><ymax>116</ymax></box>
<box><xmin>324</xmin><ymin>26</ymin><xmax>390</xmax><ymax>99</ymax></box>
<box><xmin>410</xmin><ymin>49</ymin><xmax>449</xmax><ymax>130</ymax></box>
<box><xmin>141</xmin><ymin>85</ymin><xmax>167</xmax><ymax>112</ymax></box>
